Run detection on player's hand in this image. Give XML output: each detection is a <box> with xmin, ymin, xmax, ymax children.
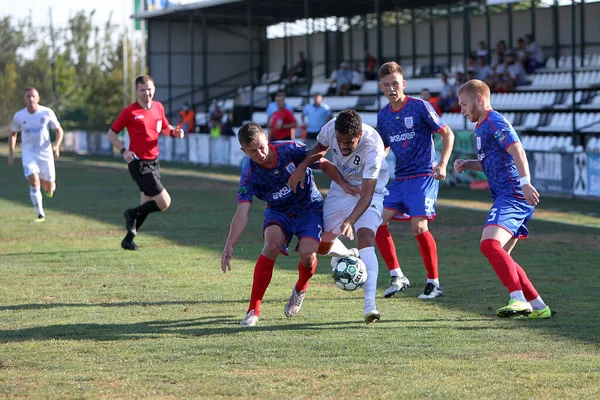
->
<box><xmin>522</xmin><ymin>184</ymin><xmax>540</xmax><ymax>206</ymax></box>
<box><xmin>287</xmin><ymin>168</ymin><xmax>306</xmax><ymax>193</ymax></box>
<box><xmin>53</xmin><ymin>145</ymin><xmax>60</xmax><ymax>159</ymax></box>
<box><xmin>123</xmin><ymin>150</ymin><xmax>138</xmax><ymax>163</ymax></box>
<box><xmin>221</xmin><ymin>246</ymin><xmax>234</xmax><ymax>272</ymax></box>
<box><xmin>340</xmin><ymin>219</ymin><xmax>355</xmax><ymax>241</ymax></box>
<box><xmin>341</xmin><ymin>183</ymin><xmax>361</xmax><ymax>197</ymax></box>
<box><xmin>453</xmin><ymin>159</ymin><xmax>468</xmax><ymax>174</ymax></box>
<box><xmin>8</xmin><ymin>155</ymin><xmax>13</xmax><ymax>166</ymax></box>
<box><xmin>432</xmin><ymin>162</ymin><xmax>447</xmax><ymax>181</ymax></box>
<box><xmin>174</xmin><ymin>127</ymin><xmax>185</xmax><ymax>139</ymax></box>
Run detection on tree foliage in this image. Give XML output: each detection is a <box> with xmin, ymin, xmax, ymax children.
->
<box><xmin>1</xmin><ymin>11</ymin><xmax>143</xmax><ymax>135</ymax></box>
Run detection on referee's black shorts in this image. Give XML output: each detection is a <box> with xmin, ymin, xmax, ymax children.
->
<box><xmin>127</xmin><ymin>158</ymin><xmax>165</xmax><ymax>197</ymax></box>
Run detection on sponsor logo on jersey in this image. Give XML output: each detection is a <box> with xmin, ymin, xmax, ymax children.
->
<box><xmin>494</xmin><ymin>129</ymin><xmax>508</xmax><ymax>143</ymax></box>
<box><xmin>272</xmin><ymin>185</ymin><xmax>292</xmax><ymax>199</ymax></box>
<box><xmin>239</xmin><ymin>186</ymin><xmax>247</xmax><ymax>194</ymax></box>
<box><xmin>476</xmin><ymin>136</ymin><xmax>482</xmax><ymax>150</ymax></box>
<box><xmin>389</xmin><ymin>131</ymin><xmax>416</xmax><ymax>143</ymax></box>
<box><xmin>134</xmin><ymin>115</ymin><xmax>144</xmax><ymax>120</ymax></box>
<box><xmin>340</xmin><ymin>165</ymin><xmax>359</xmax><ymax>175</ymax></box>
<box><xmin>285</xmin><ymin>162</ymin><xmax>296</xmax><ymax>175</ymax></box>
<box><xmin>404</xmin><ymin>116</ymin><xmax>414</xmax><ymax>129</ymax></box>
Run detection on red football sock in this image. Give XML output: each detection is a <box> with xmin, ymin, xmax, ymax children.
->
<box><xmin>247</xmin><ymin>254</ymin><xmax>276</xmax><ymax>316</ymax></box>
<box><xmin>515</xmin><ymin>262</ymin><xmax>539</xmax><ymax>301</ymax></box>
<box><xmin>416</xmin><ymin>231</ymin><xmax>439</xmax><ymax>279</ymax></box>
<box><xmin>295</xmin><ymin>258</ymin><xmax>318</xmax><ymax>292</ymax></box>
<box><xmin>480</xmin><ymin>239</ymin><xmax>522</xmax><ymax>293</ymax></box>
<box><xmin>375</xmin><ymin>225</ymin><xmax>401</xmax><ymax>272</ymax></box>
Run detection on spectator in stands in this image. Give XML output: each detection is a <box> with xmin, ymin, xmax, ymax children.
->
<box><xmin>210</xmin><ymin>104</ymin><xmax>224</xmax><ymax>125</ymax></box>
<box><xmin>210</xmin><ymin>116</ymin><xmax>235</xmax><ymax>138</ymax></box>
<box><xmin>516</xmin><ymin>37</ymin><xmax>528</xmax><ymax>66</ymax></box>
<box><xmin>269</xmin><ymin>92</ymin><xmax>297</xmax><ymax>141</ymax></box>
<box><xmin>419</xmin><ymin>88</ymin><xmax>442</xmax><ymax>115</ymax></box>
<box><xmin>466</xmin><ymin>70</ymin><xmax>476</xmax><ymax>84</ymax></box>
<box><xmin>351</xmin><ymin>62</ymin><xmax>365</xmax><ymax>91</ymax></box>
<box><xmin>465</xmin><ymin>55</ymin><xmax>477</xmax><ymax>73</ymax></box>
<box><xmin>266</xmin><ymin>90</ymin><xmax>294</xmax><ymax>119</ymax></box>
<box><xmin>333</xmin><ymin>62</ymin><xmax>353</xmax><ymax>96</ymax></box>
<box><xmin>506</xmin><ymin>52</ymin><xmax>528</xmax><ymax>88</ymax></box>
<box><xmin>301</xmin><ymin>92</ymin><xmax>333</xmax><ymax>140</ymax></box>
<box><xmin>287</xmin><ymin>51</ymin><xmax>308</xmax><ymax>83</ymax></box>
<box><xmin>450</xmin><ymin>72</ymin><xmax>465</xmax><ymax>110</ymax></box>
<box><xmin>438</xmin><ymin>72</ymin><xmax>455</xmax><ymax>112</ymax></box>
<box><xmin>475</xmin><ymin>55</ymin><xmax>494</xmax><ymax>84</ymax></box>
<box><xmin>364</xmin><ymin>51</ymin><xmax>377</xmax><ymax>80</ymax></box>
<box><xmin>495</xmin><ymin>40</ymin><xmax>508</xmax><ymax>57</ymax></box>
<box><xmin>524</xmin><ymin>34</ymin><xmax>545</xmax><ymax>73</ymax></box>
<box><xmin>178</xmin><ymin>103</ymin><xmax>195</xmax><ymax>134</ymax></box>
<box><xmin>476</xmin><ymin>40</ymin><xmax>489</xmax><ymax>61</ymax></box>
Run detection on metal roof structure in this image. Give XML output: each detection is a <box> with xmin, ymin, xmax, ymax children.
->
<box><xmin>132</xmin><ymin>0</ymin><xmax>464</xmax><ymax>26</ymax></box>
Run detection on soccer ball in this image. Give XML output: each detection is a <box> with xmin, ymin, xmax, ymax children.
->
<box><xmin>332</xmin><ymin>256</ymin><xmax>368</xmax><ymax>291</ymax></box>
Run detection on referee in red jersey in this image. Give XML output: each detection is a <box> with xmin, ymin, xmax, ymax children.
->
<box><xmin>107</xmin><ymin>75</ymin><xmax>185</xmax><ymax>250</ymax></box>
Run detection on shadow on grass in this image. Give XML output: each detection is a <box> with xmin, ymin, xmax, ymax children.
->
<box><xmin>0</xmin><ymin>316</ymin><xmax>504</xmax><ymax>343</ymax></box>
<box><xmin>0</xmin><ymin>299</ymin><xmax>248</xmax><ymax>311</ymax></box>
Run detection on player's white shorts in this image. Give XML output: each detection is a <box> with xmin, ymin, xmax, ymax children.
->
<box><xmin>22</xmin><ymin>150</ymin><xmax>55</xmax><ymax>182</ymax></box>
<box><xmin>323</xmin><ymin>189</ymin><xmax>384</xmax><ymax>235</ymax></box>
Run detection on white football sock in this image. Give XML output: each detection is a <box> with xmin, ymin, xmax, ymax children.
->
<box><xmin>360</xmin><ymin>246</ymin><xmax>378</xmax><ymax>304</ymax></box>
<box><xmin>509</xmin><ymin>290</ymin><xmax>527</xmax><ymax>302</ymax></box>
<box><xmin>427</xmin><ymin>278</ymin><xmax>440</xmax><ymax>287</ymax></box>
<box><xmin>529</xmin><ymin>296</ymin><xmax>547</xmax><ymax>310</ymax></box>
<box><xmin>29</xmin><ymin>186</ymin><xmax>44</xmax><ymax>217</ymax></box>
<box><xmin>327</xmin><ymin>237</ymin><xmax>353</xmax><ymax>257</ymax></box>
<box><xmin>390</xmin><ymin>268</ymin><xmax>403</xmax><ymax>277</ymax></box>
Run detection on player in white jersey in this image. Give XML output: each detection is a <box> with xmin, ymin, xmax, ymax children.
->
<box><xmin>8</xmin><ymin>88</ymin><xmax>63</xmax><ymax>222</ymax></box>
<box><xmin>288</xmin><ymin>109</ymin><xmax>389</xmax><ymax>323</ymax></box>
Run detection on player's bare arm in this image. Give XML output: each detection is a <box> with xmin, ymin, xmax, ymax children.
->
<box><xmin>162</xmin><ymin>125</ymin><xmax>185</xmax><ymax>139</ymax></box>
<box><xmin>221</xmin><ymin>202</ymin><xmax>252</xmax><ymax>273</ymax></box>
<box><xmin>288</xmin><ymin>141</ymin><xmax>330</xmax><ymax>192</ymax></box>
<box><xmin>107</xmin><ymin>128</ymin><xmax>139</xmax><ymax>163</ymax></box>
<box><xmin>507</xmin><ymin>142</ymin><xmax>540</xmax><ymax>206</ymax></box>
<box><xmin>453</xmin><ymin>159</ymin><xmax>483</xmax><ymax>173</ymax></box>
<box><xmin>340</xmin><ymin>178</ymin><xmax>377</xmax><ymax>241</ymax></box>
<box><xmin>8</xmin><ymin>131</ymin><xmax>18</xmax><ymax>166</ymax></box>
<box><xmin>319</xmin><ymin>159</ymin><xmax>361</xmax><ymax>196</ymax></box>
<box><xmin>53</xmin><ymin>126</ymin><xmax>64</xmax><ymax>159</ymax></box>
<box><xmin>433</xmin><ymin>126</ymin><xmax>455</xmax><ymax>181</ymax></box>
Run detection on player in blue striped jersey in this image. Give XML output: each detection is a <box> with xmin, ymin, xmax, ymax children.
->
<box><xmin>221</xmin><ymin>122</ymin><xmax>356</xmax><ymax>326</ymax></box>
<box><xmin>454</xmin><ymin>79</ymin><xmax>551</xmax><ymax>319</ymax></box>
<box><xmin>375</xmin><ymin>62</ymin><xmax>455</xmax><ymax>300</ymax></box>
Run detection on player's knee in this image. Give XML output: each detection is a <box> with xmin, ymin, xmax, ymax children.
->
<box><xmin>262</xmin><ymin>240</ymin><xmax>281</xmax><ymax>255</ymax></box>
<box><xmin>480</xmin><ymin>238</ymin><xmax>501</xmax><ymax>258</ymax></box>
<box><xmin>157</xmin><ymin>193</ymin><xmax>171</xmax><ymax>210</ymax></box>
<box><xmin>298</xmin><ymin>251</ymin><xmax>316</xmax><ymax>267</ymax></box>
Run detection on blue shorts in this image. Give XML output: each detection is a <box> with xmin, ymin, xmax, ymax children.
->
<box><xmin>263</xmin><ymin>208</ymin><xmax>323</xmax><ymax>256</ymax></box>
<box><xmin>383</xmin><ymin>176</ymin><xmax>439</xmax><ymax>221</ymax></box>
<box><xmin>485</xmin><ymin>195</ymin><xmax>535</xmax><ymax>238</ymax></box>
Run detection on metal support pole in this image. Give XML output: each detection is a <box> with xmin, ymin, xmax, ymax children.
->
<box><xmin>167</xmin><ymin>17</ymin><xmax>172</xmax><ymax>117</ymax></box>
<box><xmin>305</xmin><ymin>0</ymin><xmax>312</xmax><ymax>96</ymax></box>
<box><xmin>395</xmin><ymin>11</ymin><xmax>401</xmax><ymax>63</ymax></box>
<box><xmin>189</xmin><ymin>14</ymin><xmax>196</xmax><ymax>110</ymax></box>
<box><xmin>324</xmin><ymin>27</ymin><xmax>330</xmax><ymax>79</ymax></box>
<box><xmin>571</xmin><ymin>0</ymin><xmax>577</xmax><ymax>138</ymax></box>
<box><xmin>553</xmin><ymin>0</ymin><xmax>560</xmax><ymax>65</ymax></box>
<box><xmin>580</xmin><ymin>0</ymin><xmax>585</xmax><ymax>68</ymax></box>
<box><xmin>283</xmin><ymin>23</ymin><xmax>288</xmax><ymax>73</ymax></box>
<box><xmin>507</xmin><ymin>3</ymin><xmax>513</xmax><ymax>51</ymax></box>
<box><xmin>485</xmin><ymin>4</ymin><xmax>491</xmax><ymax>64</ymax></box>
<box><xmin>202</xmin><ymin>14</ymin><xmax>209</xmax><ymax>114</ymax></box>
<box><xmin>411</xmin><ymin>9</ymin><xmax>416</xmax><ymax>75</ymax></box>
<box><xmin>248</xmin><ymin>0</ymin><xmax>254</xmax><ymax>115</ymax></box>
<box><xmin>429</xmin><ymin>8</ymin><xmax>435</xmax><ymax>73</ymax></box>
<box><xmin>363</xmin><ymin>15</ymin><xmax>369</xmax><ymax>53</ymax></box>
<box><xmin>530</xmin><ymin>0</ymin><xmax>536</xmax><ymax>41</ymax></box>
<box><xmin>375</xmin><ymin>0</ymin><xmax>383</xmax><ymax>68</ymax></box>
<box><xmin>447</xmin><ymin>5</ymin><xmax>453</xmax><ymax>71</ymax></box>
